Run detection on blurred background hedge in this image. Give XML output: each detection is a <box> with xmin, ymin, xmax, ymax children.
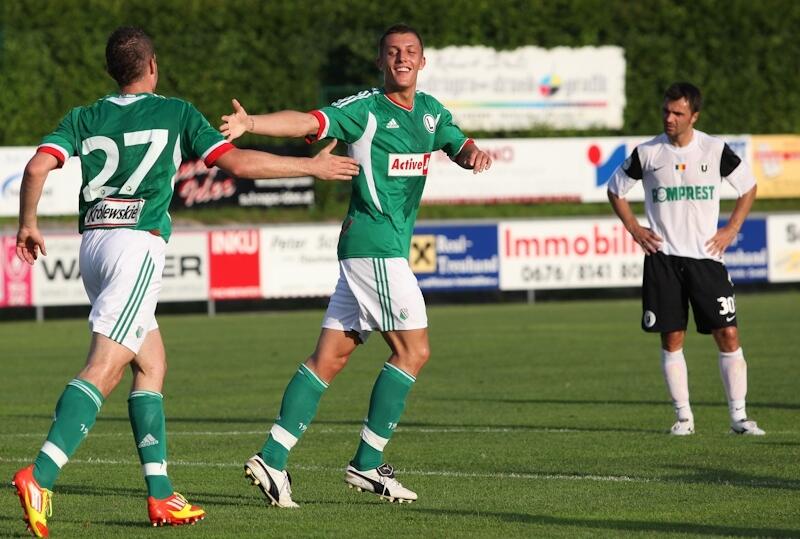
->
<box><xmin>1</xmin><ymin>0</ymin><xmax>798</xmax><ymax>148</ymax></box>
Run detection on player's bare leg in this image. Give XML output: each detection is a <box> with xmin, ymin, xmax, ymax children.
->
<box><xmin>660</xmin><ymin>331</ymin><xmax>694</xmax><ymax>435</ymax></box>
<box><xmin>712</xmin><ymin>327</ymin><xmax>764</xmax><ymax>435</ymax></box>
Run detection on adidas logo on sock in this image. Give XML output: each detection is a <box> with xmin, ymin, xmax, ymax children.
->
<box><xmin>386</xmin><ymin>118</ymin><xmax>399</xmax><ymax>129</ymax></box>
<box><xmin>138</xmin><ymin>433</ymin><xmax>159</xmax><ymax>448</ymax></box>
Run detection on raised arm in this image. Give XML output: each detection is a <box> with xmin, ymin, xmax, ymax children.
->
<box><xmin>220</xmin><ymin>99</ymin><xmax>319</xmax><ymax>141</ymax></box>
<box><xmin>17</xmin><ymin>152</ymin><xmax>59</xmax><ymax>264</ymax></box>
<box><xmin>214</xmin><ymin>139</ymin><xmax>359</xmax><ymax>181</ymax></box>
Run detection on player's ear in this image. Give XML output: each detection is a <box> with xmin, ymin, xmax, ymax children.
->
<box><xmin>419</xmin><ymin>54</ymin><xmax>426</xmax><ymax>71</ymax></box>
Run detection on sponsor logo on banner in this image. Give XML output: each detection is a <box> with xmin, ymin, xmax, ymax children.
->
<box><xmin>388</xmin><ymin>153</ymin><xmax>430</xmax><ymax>176</ymax></box>
<box><xmin>412</xmin><ymin>225</ymin><xmax>499</xmax><ymax>290</ymax></box>
<box><xmin>1</xmin><ymin>236</ymin><xmax>32</xmax><ymax>306</ymax></box>
<box><xmin>767</xmin><ymin>214</ymin><xmax>800</xmax><ymax>283</ymax></box>
<box><xmin>499</xmin><ymin>218</ymin><xmax>644</xmax><ymax>290</ymax></box>
<box><xmin>587</xmin><ymin>143</ymin><xmax>627</xmax><ymax>187</ymax></box>
<box><xmin>84</xmin><ymin>198</ymin><xmax>144</xmax><ymax>228</ymax></box>
<box><xmin>260</xmin><ymin>225</ymin><xmax>340</xmax><ymax>298</ymax></box>
<box><xmin>417</xmin><ymin>46</ymin><xmax>626</xmax><ymax>131</ymax></box>
<box><xmin>721</xmin><ymin>218</ymin><xmax>768</xmax><ymax>283</ymax></box>
<box><xmin>209</xmin><ymin>229</ymin><xmax>261</xmax><ymax>299</ymax></box>
<box><xmin>33</xmin><ymin>234</ymin><xmax>87</xmax><ymax>306</ymax></box>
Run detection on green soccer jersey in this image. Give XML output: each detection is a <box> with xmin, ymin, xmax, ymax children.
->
<box><xmin>310</xmin><ymin>88</ymin><xmax>470</xmax><ymax>259</ymax></box>
<box><xmin>38</xmin><ymin>93</ymin><xmax>233</xmax><ymax>242</ymax></box>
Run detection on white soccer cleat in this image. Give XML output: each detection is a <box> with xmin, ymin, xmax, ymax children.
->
<box><xmin>670</xmin><ymin>418</ymin><xmax>695</xmax><ymax>436</ymax></box>
<box><xmin>344</xmin><ymin>463</ymin><xmax>417</xmax><ymax>503</ymax></box>
<box><xmin>244</xmin><ymin>454</ymin><xmax>299</xmax><ymax>508</ymax></box>
<box><xmin>730</xmin><ymin>418</ymin><xmax>765</xmax><ymax>436</ymax></box>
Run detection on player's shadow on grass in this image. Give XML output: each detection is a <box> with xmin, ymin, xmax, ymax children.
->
<box><xmin>429</xmin><ymin>397</ymin><xmax>800</xmax><ymax>410</ymax></box>
<box><xmin>663</xmin><ymin>464</ymin><xmax>800</xmax><ymax>491</ymax></box>
<box><xmin>411</xmin><ymin>509</ymin><xmax>799</xmax><ymax>537</ymax></box>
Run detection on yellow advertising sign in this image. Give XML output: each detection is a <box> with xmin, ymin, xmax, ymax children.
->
<box><xmin>751</xmin><ymin>135</ymin><xmax>800</xmax><ymax>198</ymax></box>
<box><xmin>410</xmin><ymin>235</ymin><xmax>437</xmax><ymax>273</ymax></box>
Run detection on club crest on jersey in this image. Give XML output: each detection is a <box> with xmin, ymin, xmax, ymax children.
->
<box><xmin>388</xmin><ymin>153</ymin><xmax>430</xmax><ymax>177</ymax></box>
<box><xmin>700</xmin><ymin>163</ymin><xmax>709</xmax><ymax>172</ymax></box>
<box><xmin>423</xmin><ymin>114</ymin><xmax>438</xmax><ymax>133</ymax></box>
<box><xmin>84</xmin><ymin>197</ymin><xmax>144</xmax><ymax>228</ymax></box>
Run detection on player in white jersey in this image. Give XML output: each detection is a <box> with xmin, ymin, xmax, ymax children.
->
<box><xmin>608</xmin><ymin>82</ymin><xmax>763</xmax><ymax>436</ymax></box>
<box><xmin>12</xmin><ymin>26</ymin><xmax>358</xmax><ymax>537</ymax></box>
<box><xmin>220</xmin><ymin>24</ymin><xmax>491</xmax><ymax>506</ymax></box>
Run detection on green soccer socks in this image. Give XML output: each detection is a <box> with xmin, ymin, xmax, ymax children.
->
<box><xmin>261</xmin><ymin>364</ymin><xmax>328</xmax><ymax>470</ymax></box>
<box><xmin>33</xmin><ymin>379</ymin><xmax>105</xmax><ymax>489</ymax></box>
<box><xmin>352</xmin><ymin>363</ymin><xmax>415</xmax><ymax>471</ymax></box>
<box><xmin>129</xmin><ymin>390</ymin><xmax>174</xmax><ymax>499</ymax></box>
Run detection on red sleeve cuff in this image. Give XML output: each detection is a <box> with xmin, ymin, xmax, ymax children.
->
<box><xmin>304</xmin><ymin>110</ymin><xmax>327</xmax><ymax>144</ymax></box>
<box><xmin>204</xmin><ymin>142</ymin><xmax>235</xmax><ymax>167</ymax></box>
<box><xmin>37</xmin><ymin>146</ymin><xmax>66</xmax><ymax>168</ymax></box>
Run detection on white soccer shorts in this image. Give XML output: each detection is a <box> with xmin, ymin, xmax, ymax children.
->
<box><xmin>79</xmin><ymin>229</ymin><xmax>165</xmax><ymax>354</ymax></box>
<box><xmin>322</xmin><ymin>257</ymin><xmax>427</xmax><ymax>342</ymax></box>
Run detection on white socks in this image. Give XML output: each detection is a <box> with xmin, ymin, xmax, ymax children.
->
<box><xmin>719</xmin><ymin>348</ymin><xmax>748</xmax><ymax>422</ymax></box>
<box><xmin>661</xmin><ymin>349</ymin><xmax>692</xmax><ymax>421</ymax></box>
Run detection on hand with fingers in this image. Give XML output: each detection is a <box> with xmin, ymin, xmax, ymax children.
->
<box><xmin>705</xmin><ymin>225</ymin><xmax>738</xmax><ymax>258</ymax></box>
<box><xmin>16</xmin><ymin>225</ymin><xmax>47</xmax><ymax>265</ymax></box>
<box><xmin>220</xmin><ymin>99</ymin><xmax>250</xmax><ymax>142</ymax></box>
<box><xmin>310</xmin><ymin>140</ymin><xmax>361</xmax><ymax>181</ymax></box>
<box><xmin>457</xmin><ymin>144</ymin><xmax>493</xmax><ymax>174</ymax></box>
<box><xmin>630</xmin><ymin>224</ymin><xmax>662</xmax><ymax>254</ymax></box>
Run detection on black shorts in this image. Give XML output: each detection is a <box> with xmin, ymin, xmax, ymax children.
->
<box><xmin>641</xmin><ymin>252</ymin><xmax>737</xmax><ymax>334</ymax></box>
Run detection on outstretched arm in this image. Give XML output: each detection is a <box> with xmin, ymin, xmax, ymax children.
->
<box><xmin>214</xmin><ymin>139</ymin><xmax>359</xmax><ymax>181</ymax></box>
<box><xmin>706</xmin><ymin>185</ymin><xmax>757</xmax><ymax>257</ymax></box>
<box><xmin>220</xmin><ymin>99</ymin><xmax>319</xmax><ymax>141</ymax></box>
<box><xmin>454</xmin><ymin>142</ymin><xmax>492</xmax><ymax>174</ymax></box>
<box><xmin>17</xmin><ymin>152</ymin><xmax>59</xmax><ymax>264</ymax></box>
<box><xmin>608</xmin><ymin>190</ymin><xmax>662</xmax><ymax>254</ymax></box>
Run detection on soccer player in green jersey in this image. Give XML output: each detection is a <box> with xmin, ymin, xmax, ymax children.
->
<box><xmin>11</xmin><ymin>26</ymin><xmax>358</xmax><ymax>537</ymax></box>
<box><xmin>221</xmin><ymin>23</ymin><xmax>491</xmax><ymax>506</ymax></box>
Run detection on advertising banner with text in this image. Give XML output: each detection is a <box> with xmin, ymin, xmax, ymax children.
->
<box><xmin>767</xmin><ymin>214</ymin><xmax>800</xmax><ymax>283</ymax></box>
<box><xmin>417</xmin><ymin>46</ymin><xmax>626</xmax><ymax>131</ymax></box>
<box><xmin>259</xmin><ymin>225</ymin><xmax>340</xmax><ymax>298</ymax></box>
<box><xmin>208</xmin><ymin>229</ymin><xmax>261</xmax><ymax>299</ymax></box>
<box><xmin>1</xmin><ymin>236</ymin><xmax>32</xmax><ymax>307</ymax></box>
<box><xmin>721</xmin><ymin>217</ymin><xmax>768</xmax><ymax>284</ymax></box>
<box><xmin>499</xmin><ymin>218</ymin><xmax>645</xmax><ymax>290</ymax></box>
<box><xmin>751</xmin><ymin>135</ymin><xmax>800</xmax><ymax>198</ymax></box>
<box><xmin>411</xmin><ymin>224</ymin><xmax>499</xmax><ymax>291</ymax></box>
<box><xmin>423</xmin><ymin>136</ymin><xmax>749</xmax><ymax>205</ymax></box>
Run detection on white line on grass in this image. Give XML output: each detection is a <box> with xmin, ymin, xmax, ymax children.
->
<box><xmin>0</xmin><ymin>455</ymin><xmax>643</xmax><ymax>483</ymax></box>
<box><xmin>0</xmin><ymin>426</ymin><xmax>584</xmax><ymax>438</ymax></box>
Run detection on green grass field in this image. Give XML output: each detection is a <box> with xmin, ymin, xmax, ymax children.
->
<box><xmin>1</xmin><ymin>292</ymin><xmax>799</xmax><ymax>538</ymax></box>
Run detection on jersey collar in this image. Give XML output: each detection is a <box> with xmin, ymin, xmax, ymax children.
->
<box><xmin>383</xmin><ymin>92</ymin><xmax>415</xmax><ymax>112</ymax></box>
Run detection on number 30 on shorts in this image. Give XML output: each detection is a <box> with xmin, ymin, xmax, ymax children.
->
<box><xmin>717</xmin><ymin>296</ymin><xmax>736</xmax><ymax>315</ymax></box>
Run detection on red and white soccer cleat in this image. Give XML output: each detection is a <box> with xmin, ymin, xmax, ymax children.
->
<box><xmin>12</xmin><ymin>465</ymin><xmax>53</xmax><ymax>538</ymax></box>
<box><xmin>147</xmin><ymin>492</ymin><xmax>205</xmax><ymax>526</ymax></box>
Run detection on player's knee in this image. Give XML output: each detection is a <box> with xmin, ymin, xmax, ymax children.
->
<box><xmin>307</xmin><ymin>352</ymin><xmax>350</xmax><ymax>377</ymax></box>
<box><xmin>713</xmin><ymin>326</ymin><xmax>740</xmax><ymax>351</ymax></box>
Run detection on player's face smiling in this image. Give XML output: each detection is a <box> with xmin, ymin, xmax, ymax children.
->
<box><xmin>662</xmin><ymin>98</ymin><xmax>698</xmax><ymax>144</ymax></box>
<box><xmin>379</xmin><ymin>33</ymin><xmax>425</xmax><ymax>92</ymax></box>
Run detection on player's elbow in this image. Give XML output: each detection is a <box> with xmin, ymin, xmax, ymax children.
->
<box><xmin>24</xmin><ymin>153</ymin><xmax>58</xmax><ymax>179</ymax></box>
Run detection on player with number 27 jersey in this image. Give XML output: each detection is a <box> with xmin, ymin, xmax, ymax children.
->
<box><xmin>38</xmin><ymin>93</ymin><xmax>233</xmax><ymax>241</ymax></box>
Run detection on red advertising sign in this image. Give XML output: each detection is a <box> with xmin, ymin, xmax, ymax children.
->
<box><xmin>208</xmin><ymin>229</ymin><xmax>261</xmax><ymax>299</ymax></box>
<box><xmin>1</xmin><ymin>236</ymin><xmax>32</xmax><ymax>307</ymax></box>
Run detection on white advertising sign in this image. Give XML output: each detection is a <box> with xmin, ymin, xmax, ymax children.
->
<box><xmin>499</xmin><ymin>218</ymin><xmax>645</xmax><ymax>290</ymax></box>
<box><xmin>32</xmin><ymin>234</ymin><xmax>88</xmax><ymax>306</ymax></box>
<box><xmin>260</xmin><ymin>225</ymin><xmax>340</xmax><ymax>298</ymax></box>
<box><xmin>0</xmin><ymin>148</ymin><xmax>81</xmax><ymax>216</ymax></box>
<box><xmin>160</xmin><ymin>232</ymin><xmax>209</xmax><ymax>301</ymax></box>
<box><xmin>417</xmin><ymin>46</ymin><xmax>626</xmax><ymax>131</ymax></box>
<box><xmin>767</xmin><ymin>214</ymin><xmax>800</xmax><ymax>282</ymax></box>
<box><xmin>423</xmin><ymin>136</ymin><xmax>750</xmax><ymax>204</ymax></box>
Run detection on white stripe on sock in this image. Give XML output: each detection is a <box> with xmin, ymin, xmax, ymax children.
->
<box><xmin>300</xmin><ymin>364</ymin><xmax>329</xmax><ymax>389</ymax></box>
<box><xmin>68</xmin><ymin>379</ymin><xmax>102</xmax><ymax>410</ymax></box>
<box><xmin>360</xmin><ymin>425</ymin><xmax>390</xmax><ymax>451</ymax></box>
<box><xmin>270</xmin><ymin>424</ymin><xmax>299</xmax><ymax>450</ymax></box>
<box><xmin>143</xmin><ymin>460</ymin><xmax>168</xmax><ymax>476</ymax></box>
<box><xmin>130</xmin><ymin>390</ymin><xmax>163</xmax><ymax>400</ymax></box>
<box><xmin>384</xmin><ymin>362</ymin><xmax>416</xmax><ymax>383</ymax></box>
<box><xmin>41</xmin><ymin>441</ymin><xmax>69</xmax><ymax>468</ymax></box>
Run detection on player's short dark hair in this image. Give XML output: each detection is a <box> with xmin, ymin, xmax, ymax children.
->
<box><xmin>664</xmin><ymin>82</ymin><xmax>702</xmax><ymax>113</ymax></box>
<box><xmin>379</xmin><ymin>24</ymin><xmax>424</xmax><ymax>55</ymax></box>
<box><xmin>105</xmin><ymin>26</ymin><xmax>155</xmax><ymax>87</ymax></box>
